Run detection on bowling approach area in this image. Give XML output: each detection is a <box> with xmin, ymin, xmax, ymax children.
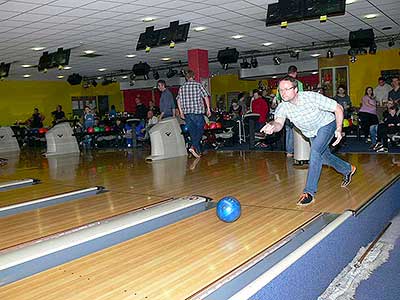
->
<box><xmin>0</xmin><ymin>149</ymin><xmax>399</xmax><ymax>300</ymax></box>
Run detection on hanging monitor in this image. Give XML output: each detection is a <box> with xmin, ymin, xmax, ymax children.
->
<box><xmin>303</xmin><ymin>0</ymin><xmax>346</xmax><ymax>20</ymax></box>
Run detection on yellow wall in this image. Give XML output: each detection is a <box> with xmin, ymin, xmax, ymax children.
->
<box><xmin>210</xmin><ymin>74</ymin><xmax>268</xmax><ymax>107</ymax></box>
<box><xmin>319</xmin><ymin>48</ymin><xmax>400</xmax><ymax>106</ymax></box>
<box><xmin>0</xmin><ymin>80</ymin><xmax>123</xmax><ymax>126</ymax></box>
<box><xmin>348</xmin><ymin>48</ymin><xmax>400</xmax><ymax>106</ymax></box>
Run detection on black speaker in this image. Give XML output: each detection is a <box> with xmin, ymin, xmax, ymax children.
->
<box><xmin>67</xmin><ymin>73</ymin><xmax>82</xmax><ymax>85</ymax></box>
<box><xmin>217</xmin><ymin>48</ymin><xmax>239</xmax><ymax>65</ymax></box>
<box><xmin>0</xmin><ymin>62</ymin><xmax>11</xmax><ymax>78</ymax></box>
<box><xmin>132</xmin><ymin>62</ymin><xmax>151</xmax><ymax>76</ymax></box>
<box><xmin>349</xmin><ymin>29</ymin><xmax>375</xmax><ymax>48</ymax></box>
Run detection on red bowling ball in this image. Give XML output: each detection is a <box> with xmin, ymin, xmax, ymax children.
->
<box><xmin>87</xmin><ymin>127</ymin><xmax>94</xmax><ymax>134</ymax></box>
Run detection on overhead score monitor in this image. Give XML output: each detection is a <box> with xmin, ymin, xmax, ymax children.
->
<box><xmin>136</xmin><ymin>21</ymin><xmax>190</xmax><ymax>51</ymax></box>
<box><xmin>38</xmin><ymin>48</ymin><xmax>71</xmax><ymax>72</ymax></box>
<box><xmin>278</xmin><ymin>0</ymin><xmax>304</xmax><ymax>23</ymax></box>
<box><xmin>266</xmin><ymin>0</ymin><xmax>346</xmax><ymax>26</ymax></box>
<box><xmin>303</xmin><ymin>0</ymin><xmax>346</xmax><ymax>20</ymax></box>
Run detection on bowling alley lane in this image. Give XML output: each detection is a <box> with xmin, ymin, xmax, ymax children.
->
<box><xmin>0</xmin><ymin>206</ymin><xmax>319</xmax><ymax>300</ymax></box>
<box><xmin>0</xmin><ymin>191</ymin><xmax>165</xmax><ymax>250</ymax></box>
<box><xmin>0</xmin><ymin>182</ymin><xmax>93</xmax><ymax>208</ymax></box>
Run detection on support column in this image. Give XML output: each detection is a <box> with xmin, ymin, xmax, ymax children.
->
<box><xmin>187</xmin><ymin>49</ymin><xmax>209</xmax><ymax>83</ymax></box>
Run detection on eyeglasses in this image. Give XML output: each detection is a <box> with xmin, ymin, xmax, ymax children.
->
<box><xmin>278</xmin><ymin>86</ymin><xmax>295</xmax><ymax>93</ymax></box>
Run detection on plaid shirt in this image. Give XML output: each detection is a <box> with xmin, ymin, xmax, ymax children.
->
<box><xmin>274</xmin><ymin>91</ymin><xmax>337</xmax><ymax>138</ymax></box>
<box><xmin>176</xmin><ymin>80</ymin><xmax>209</xmax><ymax>114</ymax></box>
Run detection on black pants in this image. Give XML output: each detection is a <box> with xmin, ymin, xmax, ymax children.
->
<box><xmin>358</xmin><ymin>112</ymin><xmax>378</xmax><ymax>138</ymax></box>
<box><xmin>377</xmin><ymin>124</ymin><xmax>400</xmax><ymax>147</ymax></box>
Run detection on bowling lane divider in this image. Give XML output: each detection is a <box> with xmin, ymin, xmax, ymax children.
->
<box><xmin>0</xmin><ymin>178</ymin><xmax>40</xmax><ymax>192</ymax></box>
<box><xmin>0</xmin><ymin>195</ymin><xmax>213</xmax><ymax>286</ymax></box>
<box><xmin>0</xmin><ymin>186</ymin><xmax>105</xmax><ymax>218</ymax></box>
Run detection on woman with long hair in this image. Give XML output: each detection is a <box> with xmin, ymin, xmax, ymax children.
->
<box><xmin>358</xmin><ymin>86</ymin><xmax>378</xmax><ymax>142</ymax></box>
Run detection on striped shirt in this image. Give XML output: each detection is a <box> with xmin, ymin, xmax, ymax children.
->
<box><xmin>176</xmin><ymin>80</ymin><xmax>209</xmax><ymax>114</ymax></box>
<box><xmin>274</xmin><ymin>91</ymin><xmax>337</xmax><ymax>138</ymax></box>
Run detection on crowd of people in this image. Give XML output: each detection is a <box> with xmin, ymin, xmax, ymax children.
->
<box><xmin>17</xmin><ymin>67</ymin><xmax>400</xmax><ymax>156</ymax></box>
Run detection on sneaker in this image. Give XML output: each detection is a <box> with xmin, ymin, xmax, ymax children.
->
<box><xmin>373</xmin><ymin>142</ymin><xmax>383</xmax><ymax>150</ymax></box>
<box><xmin>376</xmin><ymin>147</ymin><xmax>388</xmax><ymax>153</ymax></box>
<box><xmin>341</xmin><ymin>165</ymin><xmax>357</xmax><ymax>188</ymax></box>
<box><xmin>189</xmin><ymin>146</ymin><xmax>201</xmax><ymax>158</ymax></box>
<box><xmin>297</xmin><ymin>193</ymin><xmax>314</xmax><ymax>206</ymax></box>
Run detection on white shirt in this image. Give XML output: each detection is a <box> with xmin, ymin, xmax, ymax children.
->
<box><xmin>374</xmin><ymin>83</ymin><xmax>392</xmax><ymax>105</ymax></box>
<box><xmin>274</xmin><ymin>92</ymin><xmax>337</xmax><ymax>138</ymax></box>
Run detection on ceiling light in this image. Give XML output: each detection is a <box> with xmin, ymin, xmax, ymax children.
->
<box><xmin>357</xmin><ymin>48</ymin><xmax>367</xmax><ymax>55</ymax></box>
<box><xmin>364</xmin><ymin>14</ymin><xmax>378</xmax><ymax>19</ymax></box>
<box><xmin>84</xmin><ymin>50</ymin><xmax>95</xmax><ymax>54</ymax></box>
<box><xmin>23</xmin><ymin>74</ymin><xmax>31</xmax><ymax>78</ymax></box>
<box><xmin>272</xmin><ymin>76</ymin><xmax>277</xmax><ymax>79</ymax></box>
<box><xmin>273</xmin><ymin>56</ymin><xmax>281</xmax><ymax>65</ymax></box>
<box><xmin>232</xmin><ymin>35</ymin><xmax>244</xmax><ymax>39</ymax></box>
<box><xmin>346</xmin><ymin>0</ymin><xmax>357</xmax><ymax>4</ymax></box>
<box><xmin>98</xmin><ymin>68</ymin><xmax>106</xmax><ymax>71</ymax></box>
<box><xmin>153</xmin><ymin>70</ymin><xmax>160</xmax><ymax>80</ymax></box>
<box><xmin>312</xmin><ymin>71</ymin><xmax>319</xmax><ymax>75</ymax></box>
<box><xmin>121</xmin><ymin>76</ymin><xmax>128</xmax><ymax>79</ymax></box>
<box><xmin>57</xmin><ymin>75</ymin><xmax>64</xmax><ymax>79</ymax></box>
<box><xmin>369</xmin><ymin>43</ymin><xmax>377</xmax><ymax>54</ymax></box>
<box><xmin>348</xmin><ymin>48</ymin><xmax>357</xmax><ymax>56</ymax></box>
<box><xmin>240</xmin><ymin>58</ymin><xmax>251</xmax><ymax>69</ymax></box>
<box><xmin>193</xmin><ymin>26</ymin><xmax>206</xmax><ymax>32</ymax></box>
<box><xmin>31</xmin><ymin>47</ymin><xmax>45</xmax><ymax>51</ymax></box>
<box><xmin>63</xmin><ymin>66</ymin><xmax>72</xmax><ymax>70</ymax></box>
<box><xmin>141</xmin><ymin>17</ymin><xmax>155</xmax><ymax>22</ymax></box>
<box><xmin>289</xmin><ymin>50</ymin><xmax>300</xmax><ymax>59</ymax></box>
<box><xmin>262</xmin><ymin>42</ymin><xmax>273</xmax><ymax>46</ymax></box>
<box><xmin>166</xmin><ymin>68</ymin><xmax>178</xmax><ymax>78</ymax></box>
<box><xmin>350</xmin><ymin>56</ymin><xmax>357</xmax><ymax>63</ymax></box>
<box><xmin>311</xmin><ymin>53</ymin><xmax>321</xmax><ymax>57</ymax></box>
<box><xmin>161</xmin><ymin>57</ymin><xmax>171</xmax><ymax>61</ymax></box>
<box><xmin>126</xmin><ymin>54</ymin><xmax>136</xmax><ymax>58</ymax></box>
<box><xmin>326</xmin><ymin>49</ymin><xmax>334</xmax><ymax>58</ymax></box>
<box><xmin>250</xmin><ymin>57</ymin><xmax>258</xmax><ymax>68</ymax></box>
<box><xmin>388</xmin><ymin>39</ymin><xmax>395</xmax><ymax>47</ymax></box>
<box><xmin>21</xmin><ymin>64</ymin><xmax>33</xmax><ymax>68</ymax></box>
<box><xmin>97</xmin><ymin>76</ymin><xmax>102</xmax><ymax>80</ymax></box>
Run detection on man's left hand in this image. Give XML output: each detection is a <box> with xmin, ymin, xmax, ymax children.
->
<box><xmin>332</xmin><ymin>129</ymin><xmax>343</xmax><ymax>146</ymax></box>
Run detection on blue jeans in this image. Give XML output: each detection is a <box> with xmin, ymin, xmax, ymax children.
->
<box><xmin>304</xmin><ymin>121</ymin><xmax>351</xmax><ymax>196</ymax></box>
<box><xmin>370</xmin><ymin>124</ymin><xmax>378</xmax><ymax>145</ymax></box>
<box><xmin>185</xmin><ymin>113</ymin><xmax>205</xmax><ymax>153</ymax></box>
<box><xmin>285</xmin><ymin>123</ymin><xmax>294</xmax><ymax>154</ymax></box>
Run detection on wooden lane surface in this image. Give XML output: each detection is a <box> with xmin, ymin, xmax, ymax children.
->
<box><xmin>0</xmin><ymin>182</ymin><xmax>95</xmax><ymax>208</ymax></box>
<box><xmin>0</xmin><ymin>191</ymin><xmax>165</xmax><ymax>250</ymax></box>
<box><xmin>0</xmin><ymin>206</ymin><xmax>319</xmax><ymax>300</ymax></box>
<box><xmin>1</xmin><ymin>151</ymin><xmax>399</xmax><ymax>214</ymax></box>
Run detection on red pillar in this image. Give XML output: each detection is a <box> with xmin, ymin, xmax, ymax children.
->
<box><xmin>187</xmin><ymin>49</ymin><xmax>209</xmax><ymax>82</ymax></box>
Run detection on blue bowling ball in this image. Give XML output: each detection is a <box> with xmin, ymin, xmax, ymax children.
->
<box><xmin>216</xmin><ymin>196</ymin><xmax>241</xmax><ymax>223</ymax></box>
